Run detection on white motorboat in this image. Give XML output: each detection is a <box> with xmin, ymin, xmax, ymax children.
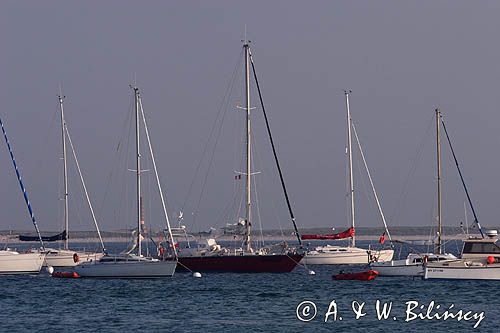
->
<box><xmin>300</xmin><ymin>91</ymin><xmax>393</xmax><ymax>265</ymax></box>
<box><xmin>0</xmin><ymin>250</ymin><xmax>46</xmax><ymax>275</ymax></box>
<box><xmin>424</xmin><ymin>231</ymin><xmax>500</xmax><ymax>280</ymax></box>
<box><xmin>0</xmin><ymin>116</ymin><xmax>47</xmax><ymax>275</ymax></box>
<box><xmin>75</xmin><ymin>86</ymin><xmax>177</xmax><ymax>278</ymax></box>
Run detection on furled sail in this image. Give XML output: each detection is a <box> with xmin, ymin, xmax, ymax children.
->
<box><xmin>301</xmin><ymin>227</ymin><xmax>354</xmax><ymax>240</ymax></box>
<box><xmin>19</xmin><ymin>230</ymin><xmax>67</xmax><ymax>242</ymax></box>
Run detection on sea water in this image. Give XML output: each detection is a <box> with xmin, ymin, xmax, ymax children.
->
<box><xmin>0</xmin><ymin>240</ymin><xmax>497</xmax><ymax>332</ymax></box>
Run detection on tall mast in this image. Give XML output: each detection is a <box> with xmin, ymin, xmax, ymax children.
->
<box><xmin>244</xmin><ymin>41</ymin><xmax>252</xmax><ymax>252</ymax></box>
<box><xmin>58</xmin><ymin>95</ymin><xmax>69</xmax><ymax>250</ymax></box>
<box><xmin>435</xmin><ymin>108</ymin><xmax>443</xmax><ymax>254</ymax></box>
<box><xmin>344</xmin><ymin>90</ymin><xmax>356</xmax><ymax>247</ymax></box>
<box><xmin>0</xmin><ymin>116</ymin><xmax>44</xmax><ymax>249</ymax></box>
<box><xmin>134</xmin><ymin>87</ymin><xmax>142</xmax><ymax>257</ymax></box>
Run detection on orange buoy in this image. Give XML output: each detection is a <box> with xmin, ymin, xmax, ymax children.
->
<box><xmin>332</xmin><ymin>269</ymin><xmax>379</xmax><ymax>281</ymax></box>
<box><xmin>52</xmin><ymin>271</ymin><xmax>80</xmax><ymax>278</ymax></box>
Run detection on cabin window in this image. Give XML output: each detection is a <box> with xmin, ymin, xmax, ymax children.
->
<box><xmin>463</xmin><ymin>242</ymin><xmax>500</xmax><ymax>254</ymax></box>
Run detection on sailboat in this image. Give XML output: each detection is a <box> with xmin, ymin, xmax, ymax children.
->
<box><xmin>300</xmin><ymin>91</ymin><xmax>394</xmax><ymax>265</ymax></box>
<box><xmin>371</xmin><ymin>109</ymin><xmax>456</xmax><ymax>276</ymax></box>
<box><xmin>176</xmin><ymin>41</ymin><xmax>304</xmax><ymax>273</ymax></box>
<box><xmin>40</xmin><ymin>94</ymin><xmax>105</xmax><ymax>268</ymax></box>
<box><xmin>0</xmin><ymin>116</ymin><xmax>46</xmax><ymax>274</ymax></box>
<box><xmin>75</xmin><ymin>86</ymin><xmax>177</xmax><ymax>278</ymax></box>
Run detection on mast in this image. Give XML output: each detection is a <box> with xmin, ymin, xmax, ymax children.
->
<box><xmin>344</xmin><ymin>90</ymin><xmax>356</xmax><ymax>247</ymax></box>
<box><xmin>243</xmin><ymin>41</ymin><xmax>252</xmax><ymax>252</ymax></box>
<box><xmin>435</xmin><ymin>108</ymin><xmax>443</xmax><ymax>254</ymax></box>
<box><xmin>58</xmin><ymin>94</ymin><xmax>69</xmax><ymax>250</ymax></box>
<box><xmin>134</xmin><ymin>87</ymin><xmax>142</xmax><ymax>256</ymax></box>
<box><xmin>0</xmin><ymin>116</ymin><xmax>44</xmax><ymax>249</ymax></box>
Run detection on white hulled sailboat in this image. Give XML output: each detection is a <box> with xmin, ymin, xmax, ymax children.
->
<box><xmin>301</xmin><ymin>91</ymin><xmax>394</xmax><ymax>265</ymax></box>
<box><xmin>43</xmin><ymin>94</ymin><xmax>105</xmax><ymax>268</ymax></box>
<box><xmin>75</xmin><ymin>86</ymin><xmax>177</xmax><ymax>278</ymax></box>
<box><xmin>371</xmin><ymin>109</ymin><xmax>456</xmax><ymax>276</ymax></box>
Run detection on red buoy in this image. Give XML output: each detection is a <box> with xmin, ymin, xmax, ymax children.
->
<box><xmin>487</xmin><ymin>256</ymin><xmax>495</xmax><ymax>265</ymax></box>
<box><xmin>52</xmin><ymin>271</ymin><xmax>80</xmax><ymax>278</ymax></box>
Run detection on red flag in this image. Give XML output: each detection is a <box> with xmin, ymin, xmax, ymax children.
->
<box><xmin>379</xmin><ymin>232</ymin><xmax>386</xmax><ymax>244</ymax></box>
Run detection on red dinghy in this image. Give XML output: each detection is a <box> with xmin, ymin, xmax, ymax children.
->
<box><xmin>52</xmin><ymin>271</ymin><xmax>80</xmax><ymax>278</ymax></box>
<box><xmin>332</xmin><ymin>269</ymin><xmax>379</xmax><ymax>281</ymax></box>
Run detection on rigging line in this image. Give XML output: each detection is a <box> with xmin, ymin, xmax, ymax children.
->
<box><xmin>249</xmin><ymin>48</ymin><xmax>302</xmax><ymax>246</ymax></box>
<box><xmin>191</xmin><ymin>90</ymin><xmax>232</xmax><ymax>231</ymax></box>
<box><xmin>351</xmin><ymin>122</ymin><xmax>392</xmax><ymax>241</ymax></box>
<box><xmin>0</xmin><ymin>116</ymin><xmax>44</xmax><ymax>249</ymax></box>
<box><xmin>180</xmin><ymin>49</ymin><xmax>244</xmax><ymax>213</ymax></box>
<box><xmin>139</xmin><ymin>98</ymin><xmax>178</xmax><ymax>258</ymax></box>
<box><xmin>251</xmin><ymin>135</ymin><xmax>265</xmax><ymax>248</ymax></box>
<box><xmin>344</xmin><ymin>141</ymin><xmax>350</xmax><ymax>229</ymax></box>
<box><xmin>97</xmin><ymin>95</ymin><xmax>134</xmax><ymax>221</ymax></box>
<box><xmin>388</xmin><ymin>113</ymin><xmax>434</xmax><ymax>226</ymax></box>
<box><xmin>118</xmin><ymin>97</ymin><xmax>135</xmax><ymax>231</ymax></box>
<box><xmin>440</xmin><ymin>116</ymin><xmax>484</xmax><ymax>238</ymax></box>
<box><xmin>65</xmin><ymin>124</ymin><xmax>106</xmax><ymax>251</ymax></box>
<box><xmin>190</xmin><ymin>57</ymin><xmax>243</xmax><ymax>231</ymax></box>
<box><xmin>32</xmin><ymin>108</ymin><xmax>58</xmax><ymax>183</ymax></box>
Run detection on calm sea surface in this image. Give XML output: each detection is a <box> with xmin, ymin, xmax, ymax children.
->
<box><xmin>0</xmin><ymin>240</ymin><xmax>498</xmax><ymax>332</ymax></box>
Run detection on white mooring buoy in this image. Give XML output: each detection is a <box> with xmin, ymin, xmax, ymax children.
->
<box><xmin>308</xmin><ymin>270</ymin><xmax>316</xmax><ymax>275</ymax></box>
<box><xmin>193</xmin><ymin>272</ymin><xmax>202</xmax><ymax>278</ymax></box>
<box><xmin>46</xmin><ymin>266</ymin><xmax>54</xmax><ymax>274</ymax></box>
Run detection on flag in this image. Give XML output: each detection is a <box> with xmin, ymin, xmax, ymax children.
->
<box><xmin>379</xmin><ymin>232</ymin><xmax>386</xmax><ymax>244</ymax></box>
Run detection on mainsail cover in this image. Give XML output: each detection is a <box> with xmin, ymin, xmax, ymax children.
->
<box><xmin>301</xmin><ymin>227</ymin><xmax>354</xmax><ymax>240</ymax></box>
<box><xmin>19</xmin><ymin>230</ymin><xmax>67</xmax><ymax>242</ymax></box>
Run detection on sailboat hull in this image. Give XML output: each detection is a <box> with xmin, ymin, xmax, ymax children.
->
<box><xmin>44</xmin><ymin>249</ymin><xmax>104</xmax><ymax>268</ymax></box>
<box><xmin>75</xmin><ymin>257</ymin><xmax>177</xmax><ymax>278</ymax></box>
<box><xmin>0</xmin><ymin>251</ymin><xmax>46</xmax><ymax>275</ymax></box>
<box><xmin>301</xmin><ymin>247</ymin><xmax>394</xmax><ymax>265</ymax></box>
<box><xmin>177</xmin><ymin>253</ymin><xmax>303</xmax><ymax>273</ymax></box>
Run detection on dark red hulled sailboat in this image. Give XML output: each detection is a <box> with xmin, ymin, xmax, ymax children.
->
<box><xmin>173</xmin><ymin>41</ymin><xmax>304</xmax><ymax>273</ymax></box>
<box><xmin>177</xmin><ymin>252</ymin><xmax>303</xmax><ymax>273</ymax></box>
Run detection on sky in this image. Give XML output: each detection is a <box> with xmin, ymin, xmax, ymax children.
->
<box><xmin>2</xmin><ymin>1</ymin><xmax>500</xmax><ymax>235</ymax></box>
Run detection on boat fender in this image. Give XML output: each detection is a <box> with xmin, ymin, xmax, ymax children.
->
<box><xmin>423</xmin><ymin>255</ymin><xmax>429</xmax><ymax>265</ymax></box>
<box><xmin>73</xmin><ymin>253</ymin><xmax>80</xmax><ymax>263</ymax></box>
<box><xmin>487</xmin><ymin>256</ymin><xmax>495</xmax><ymax>265</ymax></box>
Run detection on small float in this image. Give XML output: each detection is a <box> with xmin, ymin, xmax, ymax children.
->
<box><xmin>332</xmin><ymin>269</ymin><xmax>379</xmax><ymax>281</ymax></box>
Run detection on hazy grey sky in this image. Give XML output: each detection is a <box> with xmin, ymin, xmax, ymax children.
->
<box><xmin>2</xmin><ymin>1</ymin><xmax>500</xmax><ymax>234</ymax></box>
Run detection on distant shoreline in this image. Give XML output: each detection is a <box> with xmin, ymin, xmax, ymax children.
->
<box><xmin>0</xmin><ymin>234</ymin><xmax>483</xmax><ymax>244</ymax></box>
